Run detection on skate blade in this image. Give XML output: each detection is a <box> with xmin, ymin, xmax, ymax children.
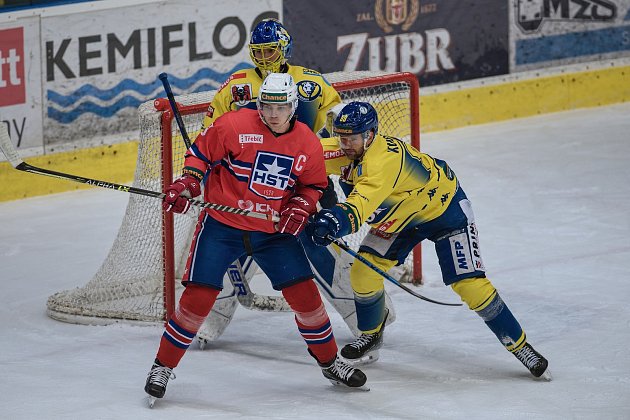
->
<box><xmin>147</xmin><ymin>396</ymin><xmax>157</xmax><ymax>408</ymax></box>
<box><xmin>342</xmin><ymin>351</ymin><xmax>379</xmax><ymax>366</ymax></box>
<box><xmin>327</xmin><ymin>379</ymin><xmax>370</xmax><ymax>392</ymax></box>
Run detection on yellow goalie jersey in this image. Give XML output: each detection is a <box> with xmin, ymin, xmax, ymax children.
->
<box><xmin>201</xmin><ymin>65</ymin><xmax>341</xmax><ymax>133</ymax></box>
<box><xmin>321</xmin><ymin>134</ymin><xmax>459</xmax><ymax>235</ymax></box>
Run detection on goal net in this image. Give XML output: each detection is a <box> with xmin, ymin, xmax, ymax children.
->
<box><xmin>46</xmin><ymin>71</ymin><xmax>420</xmax><ymax>326</ymax></box>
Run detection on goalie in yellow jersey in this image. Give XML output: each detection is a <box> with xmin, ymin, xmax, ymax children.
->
<box><xmin>201</xmin><ymin>18</ymin><xmax>341</xmax><ymax>136</ymax></box>
<box><xmin>307</xmin><ymin>102</ymin><xmax>552</xmax><ymax>380</ymax></box>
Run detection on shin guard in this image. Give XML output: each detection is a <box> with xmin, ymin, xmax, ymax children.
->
<box><xmin>452</xmin><ymin>277</ymin><xmax>526</xmax><ymax>351</ymax></box>
<box><xmin>354</xmin><ymin>290</ymin><xmax>386</xmax><ymax>333</ymax></box>
<box><xmin>156</xmin><ymin>284</ymin><xmax>219</xmax><ymax>368</ymax></box>
<box><xmin>282</xmin><ymin>279</ymin><xmax>338</xmax><ymax>364</ymax></box>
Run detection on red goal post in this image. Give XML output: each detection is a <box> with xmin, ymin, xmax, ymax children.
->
<box><xmin>46</xmin><ymin>71</ymin><xmax>420</xmax><ymax>326</ymax></box>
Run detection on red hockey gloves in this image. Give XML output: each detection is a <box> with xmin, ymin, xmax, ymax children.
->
<box><xmin>307</xmin><ymin>208</ymin><xmax>341</xmax><ymax>247</ymax></box>
<box><xmin>163</xmin><ymin>174</ymin><xmax>201</xmax><ymax>214</ymax></box>
<box><xmin>276</xmin><ymin>195</ymin><xmax>317</xmax><ymax>236</ymax></box>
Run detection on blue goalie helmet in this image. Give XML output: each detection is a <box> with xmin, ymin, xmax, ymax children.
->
<box><xmin>249</xmin><ymin>19</ymin><xmax>293</xmax><ymax>74</ymax></box>
<box><xmin>333</xmin><ymin>102</ymin><xmax>379</xmax><ymax>139</ymax></box>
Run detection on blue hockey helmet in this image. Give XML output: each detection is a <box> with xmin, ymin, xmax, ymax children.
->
<box><xmin>333</xmin><ymin>102</ymin><xmax>379</xmax><ymax>140</ymax></box>
<box><xmin>249</xmin><ymin>19</ymin><xmax>292</xmax><ymax>74</ymax></box>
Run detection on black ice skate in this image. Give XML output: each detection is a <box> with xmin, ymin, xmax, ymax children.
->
<box><xmin>513</xmin><ymin>343</ymin><xmax>552</xmax><ymax>381</ymax></box>
<box><xmin>341</xmin><ymin>310</ymin><xmax>389</xmax><ymax>365</ymax></box>
<box><xmin>320</xmin><ymin>355</ymin><xmax>369</xmax><ymax>391</ymax></box>
<box><xmin>145</xmin><ymin>359</ymin><xmax>176</xmax><ymax>408</ymax></box>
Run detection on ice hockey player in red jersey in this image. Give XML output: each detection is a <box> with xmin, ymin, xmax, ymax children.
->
<box><xmin>144</xmin><ymin>73</ymin><xmax>368</xmax><ymax>407</ymax></box>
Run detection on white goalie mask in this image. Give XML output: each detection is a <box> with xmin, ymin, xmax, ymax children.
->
<box><xmin>257</xmin><ymin>73</ymin><xmax>299</xmax><ymax>127</ymax></box>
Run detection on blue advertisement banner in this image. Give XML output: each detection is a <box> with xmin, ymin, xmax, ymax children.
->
<box><xmin>283</xmin><ymin>0</ymin><xmax>509</xmax><ymax>86</ymax></box>
<box><xmin>511</xmin><ymin>0</ymin><xmax>630</xmax><ymax>71</ymax></box>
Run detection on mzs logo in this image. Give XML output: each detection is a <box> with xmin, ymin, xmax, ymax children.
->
<box><xmin>0</xmin><ymin>27</ymin><xmax>26</xmax><ymax>107</ymax></box>
<box><xmin>231</xmin><ymin>83</ymin><xmax>253</xmax><ymax>106</ymax></box>
<box><xmin>515</xmin><ymin>0</ymin><xmax>617</xmax><ymax>33</ymax></box>
<box><xmin>249</xmin><ymin>151</ymin><xmax>294</xmax><ymax>199</ymax></box>
<box><xmin>296</xmin><ymin>80</ymin><xmax>322</xmax><ymax>101</ymax></box>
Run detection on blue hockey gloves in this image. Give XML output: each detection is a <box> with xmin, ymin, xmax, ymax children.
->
<box><xmin>307</xmin><ymin>209</ymin><xmax>341</xmax><ymax>247</ymax></box>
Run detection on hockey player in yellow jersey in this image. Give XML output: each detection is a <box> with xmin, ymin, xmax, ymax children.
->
<box><xmin>307</xmin><ymin>102</ymin><xmax>552</xmax><ymax>380</ymax></box>
<box><xmin>201</xmin><ymin>18</ymin><xmax>341</xmax><ymax>135</ymax></box>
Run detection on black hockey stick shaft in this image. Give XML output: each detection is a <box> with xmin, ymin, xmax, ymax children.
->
<box><xmin>327</xmin><ymin>235</ymin><xmax>463</xmax><ymax>306</ymax></box>
<box><xmin>159</xmin><ymin>72</ymin><xmax>192</xmax><ymax>148</ymax></box>
<box><xmin>0</xmin><ymin>125</ymin><xmax>273</xmax><ymax>221</ymax></box>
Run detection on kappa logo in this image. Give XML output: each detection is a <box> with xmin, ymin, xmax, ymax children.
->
<box><xmin>239</xmin><ymin>134</ymin><xmax>263</xmax><ymax>144</ymax></box>
<box><xmin>249</xmin><ymin>151</ymin><xmax>294</xmax><ymax>199</ymax></box>
<box><xmin>366</xmin><ymin>207</ymin><xmax>387</xmax><ymax>223</ymax></box>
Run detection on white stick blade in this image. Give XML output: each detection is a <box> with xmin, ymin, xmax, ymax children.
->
<box><xmin>0</xmin><ymin>124</ymin><xmax>24</xmax><ymax>168</ymax></box>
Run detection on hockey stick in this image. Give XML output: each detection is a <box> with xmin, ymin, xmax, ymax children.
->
<box><xmin>327</xmin><ymin>235</ymin><xmax>463</xmax><ymax>306</ymax></box>
<box><xmin>158</xmin><ymin>72</ymin><xmax>192</xmax><ymax>149</ymax></box>
<box><xmin>158</xmin><ymin>72</ymin><xmax>291</xmax><ymax>312</ymax></box>
<box><xmin>0</xmin><ymin>125</ymin><xmax>275</xmax><ymax>222</ymax></box>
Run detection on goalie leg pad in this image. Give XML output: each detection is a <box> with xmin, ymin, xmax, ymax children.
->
<box><xmin>156</xmin><ymin>284</ymin><xmax>219</xmax><ymax>368</ymax></box>
<box><xmin>282</xmin><ymin>279</ymin><xmax>338</xmax><ymax>364</ymax></box>
<box><xmin>451</xmin><ymin>277</ymin><xmax>526</xmax><ymax>352</ymax></box>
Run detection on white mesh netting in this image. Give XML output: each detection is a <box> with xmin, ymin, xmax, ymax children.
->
<box><xmin>46</xmin><ymin>71</ymin><xmax>419</xmax><ymax>325</ymax></box>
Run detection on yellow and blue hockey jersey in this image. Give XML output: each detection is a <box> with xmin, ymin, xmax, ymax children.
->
<box><xmin>321</xmin><ymin>134</ymin><xmax>458</xmax><ymax>235</ymax></box>
<box><xmin>201</xmin><ymin>65</ymin><xmax>341</xmax><ymax>134</ymax></box>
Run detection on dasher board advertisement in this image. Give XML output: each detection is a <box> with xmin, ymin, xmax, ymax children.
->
<box><xmin>42</xmin><ymin>0</ymin><xmax>280</xmax><ymax>145</ymax></box>
<box><xmin>284</xmin><ymin>0</ymin><xmax>510</xmax><ymax>86</ymax></box>
<box><xmin>511</xmin><ymin>0</ymin><xmax>630</xmax><ymax>71</ymax></box>
<box><xmin>0</xmin><ymin>17</ymin><xmax>43</xmax><ymax>154</ymax></box>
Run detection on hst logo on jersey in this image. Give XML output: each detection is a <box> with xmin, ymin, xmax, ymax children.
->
<box><xmin>249</xmin><ymin>151</ymin><xmax>294</xmax><ymax>199</ymax></box>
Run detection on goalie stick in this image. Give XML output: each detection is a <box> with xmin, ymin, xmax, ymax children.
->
<box><xmin>159</xmin><ymin>72</ymin><xmax>291</xmax><ymax>312</ymax></box>
<box><xmin>327</xmin><ymin>235</ymin><xmax>463</xmax><ymax>307</ymax></box>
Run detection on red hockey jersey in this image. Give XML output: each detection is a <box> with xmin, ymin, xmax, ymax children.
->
<box><xmin>184</xmin><ymin>108</ymin><xmax>327</xmax><ymax>233</ymax></box>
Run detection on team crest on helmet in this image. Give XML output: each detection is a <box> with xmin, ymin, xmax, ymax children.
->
<box><xmin>231</xmin><ymin>83</ymin><xmax>253</xmax><ymax>106</ymax></box>
<box><xmin>296</xmin><ymin>80</ymin><xmax>322</xmax><ymax>102</ymax></box>
<box><xmin>249</xmin><ymin>151</ymin><xmax>294</xmax><ymax>199</ymax></box>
